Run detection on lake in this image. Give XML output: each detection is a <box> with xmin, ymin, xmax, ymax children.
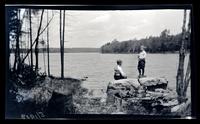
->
<box><xmin>10</xmin><ymin>53</ymin><xmax>191</xmax><ymax>97</ymax></box>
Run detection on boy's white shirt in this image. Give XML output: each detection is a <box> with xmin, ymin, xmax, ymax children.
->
<box><xmin>117</xmin><ymin>65</ymin><xmax>126</xmax><ymax>77</ymax></box>
<box><xmin>138</xmin><ymin>50</ymin><xmax>146</xmax><ymax>59</ymax></box>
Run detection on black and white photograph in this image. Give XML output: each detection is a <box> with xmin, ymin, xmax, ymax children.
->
<box><xmin>5</xmin><ymin>5</ymin><xmax>192</xmax><ymax>119</ymax></box>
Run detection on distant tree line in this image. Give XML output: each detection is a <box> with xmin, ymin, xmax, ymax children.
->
<box><xmin>10</xmin><ymin>48</ymin><xmax>100</xmax><ymax>53</ymax></box>
<box><xmin>101</xmin><ymin>29</ymin><xmax>190</xmax><ymax>53</ymax></box>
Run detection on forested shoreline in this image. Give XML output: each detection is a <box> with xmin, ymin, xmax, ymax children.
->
<box><xmin>101</xmin><ymin>29</ymin><xmax>190</xmax><ymax>53</ymax></box>
<box><xmin>10</xmin><ymin>48</ymin><xmax>100</xmax><ymax>53</ymax></box>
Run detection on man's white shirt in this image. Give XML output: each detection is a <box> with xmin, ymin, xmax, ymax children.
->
<box><xmin>138</xmin><ymin>50</ymin><xmax>146</xmax><ymax>59</ymax></box>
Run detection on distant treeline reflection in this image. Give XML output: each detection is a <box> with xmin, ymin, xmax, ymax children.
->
<box><xmin>101</xmin><ymin>29</ymin><xmax>190</xmax><ymax>53</ymax></box>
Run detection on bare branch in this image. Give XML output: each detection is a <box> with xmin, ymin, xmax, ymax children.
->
<box><xmin>38</xmin><ymin>12</ymin><xmax>54</xmax><ymax>36</ymax></box>
<box><xmin>21</xmin><ymin>10</ymin><xmax>54</xmax><ymax>63</ymax></box>
<box><xmin>21</xmin><ymin>10</ymin><xmax>45</xmax><ymax>63</ymax></box>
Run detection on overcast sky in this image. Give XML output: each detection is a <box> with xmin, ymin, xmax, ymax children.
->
<box><xmin>22</xmin><ymin>9</ymin><xmax>190</xmax><ymax>48</ymax></box>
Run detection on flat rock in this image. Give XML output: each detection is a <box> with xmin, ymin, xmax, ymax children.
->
<box><xmin>107</xmin><ymin>79</ymin><xmax>141</xmax><ymax>91</ymax></box>
<box><xmin>106</xmin><ymin>79</ymin><xmax>144</xmax><ymax>104</ymax></box>
<box><xmin>139</xmin><ymin>77</ymin><xmax>168</xmax><ymax>91</ymax></box>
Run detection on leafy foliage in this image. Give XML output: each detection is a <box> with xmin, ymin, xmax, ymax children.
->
<box><xmin>101</xmin><ymin>29</ymin><xmax>190</xmax><ymax>53</ymax></box>
<box><xmin>7</xmin><ymin>8</ymin><xmax>20</xmax><ymax>43</ymax></box>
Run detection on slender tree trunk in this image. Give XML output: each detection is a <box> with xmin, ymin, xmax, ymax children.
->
<box><xmin>62</xmin><ymin>10</ymin><xmax>65</xmax><ymax>78</ymax></box>
<box><xmin>29</xmin><ymin>9</ymin><xmax>33</xmax><ymax>69</ymax></box>
<box><xmin>176</xmin><ymin>10</ymin><xmax>187</xmax><ymax>103</ymax></box>
<box><xmin>13</xmin><ymin>10</ymin><xmax>20</xmax><ymax>71</ymax></box>
<box><xmin>47</xmin><ymin>10</ymin><xmax>50</xmax><ymax>76</ymax></box>
<box><xmin>15</xmin><ymin>9</ymin><xmax>21</xmax><ymax>72</ymax></box>
<box><xmin>183</xmin><ymin>54</ymin><xmax>191</xmax><ymax>97</ymax></box>
<box><xmin>60</xmin><ymin>10</ymin><xmax>64</xmax><ymax>79</ymax></box>
<box><xmin>43</xmin><ymin>44</ymin><xmax>46</xmax><ymax>74</ymax></box>
<box><xmin>13</xmin><ymin>47</ymin><xmax>17</xmax><ymax>71</ymax></box>
<box><xmin>35</xmin><ymin>10</ymin><xmax>44</xmax><ymax>72</ymax></box>
<box><xmin>35</xmin><ymin>38</ymin><xmax>39</xmax><ymax>72</ymax></box>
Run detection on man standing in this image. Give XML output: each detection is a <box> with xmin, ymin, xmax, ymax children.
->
<box><xmin>137</xmin><ymin>45</ymin><xmax>147</xmax><ymax>78</ymax></box>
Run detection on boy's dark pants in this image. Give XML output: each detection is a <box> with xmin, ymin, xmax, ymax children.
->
<box><xmin>114</xmin><ymin>74</ymin><xmax>127</xmax><ymax>80</ymax></box>
<box><xmin>138</xmin><ymin>59</ymin><xmax>145</xmax><ymax>76</ymax></box>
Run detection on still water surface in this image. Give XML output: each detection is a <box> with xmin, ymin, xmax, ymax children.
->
<box><xmin>10</xmin><ymin>53</ymin><xmax>190</xmax><ymax>97</ymax></box>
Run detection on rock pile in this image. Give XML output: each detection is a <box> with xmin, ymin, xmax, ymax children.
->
<box><xmin>106</xmin><ymin>77</ymin><xmax>180</xmax><ymax>115</ymax></box>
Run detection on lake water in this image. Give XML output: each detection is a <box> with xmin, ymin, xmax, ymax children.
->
<box><xmin>10</xmin><ymin>53</ymin><xmax>190</xmax><ymax>97</ymax></box>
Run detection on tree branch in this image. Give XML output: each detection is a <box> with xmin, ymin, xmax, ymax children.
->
<box><xmin>21</xmin><ymin>10</ymin><xmax>45</xmax><ymax>63</ymax></box>
<box><xmin>38</xmin><ymin>12</ymin><xmax>54</xmax><ymax>36</ymax></box>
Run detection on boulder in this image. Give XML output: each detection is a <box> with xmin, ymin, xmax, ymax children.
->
<box><xmin>107</xmin><ymin>79</ymin><xmax>142</xmax><ymax>92</ymax></box>
<box><xmin>113</xmin><ymin>79</ymin><xmax>141</xmax><ymax>89</ymax></box>
<box><xmin>106</xmin><ymin>79</ymin><xmax>144</xmax><ymax>105</ymax></box>
<box><xmin>106</xmin><ymin>77</ymin><xmax>180</xmax><ymax>115</ymax></box>
<box><xmin>106</xmin><ymin>78</ymin><xmax>169</xmax><ymax>103</ymax></box>
<box><xmin>139</xmin><ymin>77</ymin><xmax>168</xmax><ymax>91</ymax></box>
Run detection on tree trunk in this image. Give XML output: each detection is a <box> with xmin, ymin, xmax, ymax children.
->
<box><xmin>183</xmin><ymin>11</ymin><xmax>191</xmax><ymax>97</ymax></box>
<box><xmin>176</xmin><ymin>10</ymin><xmax>187</xmax><ymax>103</ymax></box>
<box><xmin>15</xmin><ymin>9</ymin><xmax>22</xmax><ymax>72</ymax></box>
<box><xmin>183</xmin><ymin>54</ymin><xmax>191</xmax><ymax>97</ymax></box>
<box><xmin>62</xmin><ymin>10</ymin><xmax>65</xmax><ymax>78</ymax></box>
<box><xmin>29</xmin><ymin>9</ymin><xmax>33</xmax><ymax>69</ymax></box>
<box><xmin>60</xmin><ymin>10</ymin><xmax>64</xmax><ymax>79</ymax></box>
<box><xmin>35</xmin><ymin>10</ymin><xmax>44</xmax><ymax>72</ymax></box>
<box><xmin>47</xmin><ymin>10</ymin><xmax>50</xmax><ymax>76</ymax></box>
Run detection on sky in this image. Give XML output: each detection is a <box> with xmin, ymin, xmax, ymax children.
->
<box><xmin>21</xmin><ymin>9</ymin><xmax>190</xmax><ymax>48</ymax></box>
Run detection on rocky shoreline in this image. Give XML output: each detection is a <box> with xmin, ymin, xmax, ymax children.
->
<box><xmin>6</xmin><ymin>76</ymin><xmax>87</xmax><ymax>119</ymax></box>
<box><xmin>106</xmin><ymin>77</ymin><xmax>189</xmax><ymax>115</ymax></box>
<box><xmin>6</xmin><ymin>75</ymin><xmax>191</xmax><ymax>119</ymax></box>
